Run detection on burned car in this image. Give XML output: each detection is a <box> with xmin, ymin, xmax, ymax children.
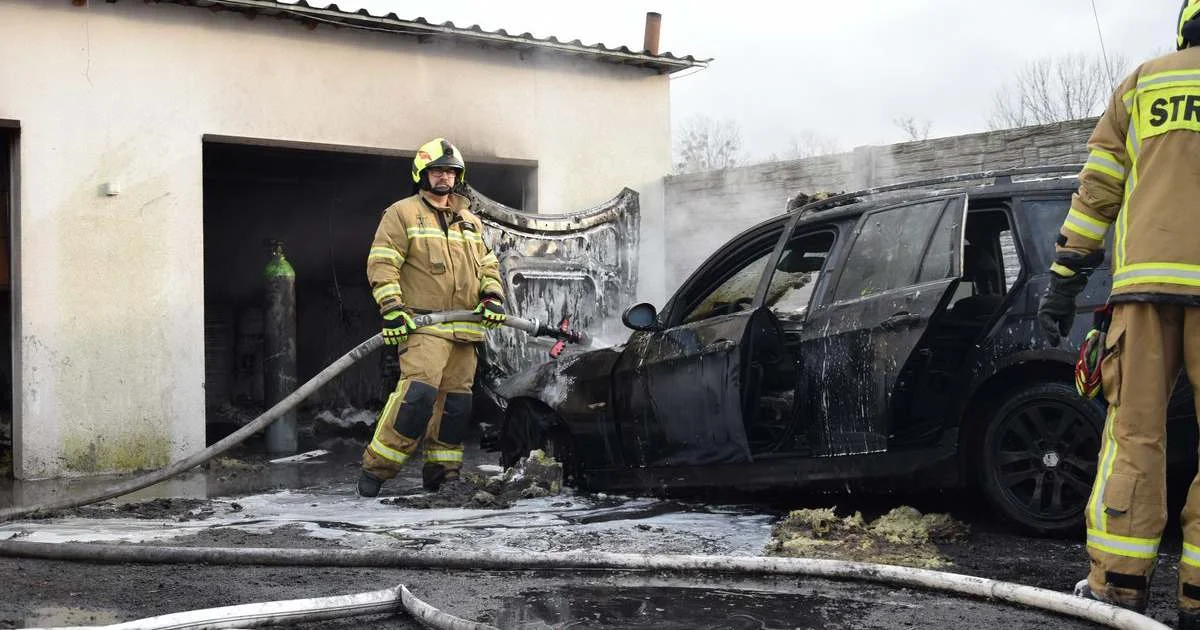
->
<box><xmin>496</xmin><ymin>166</ymin><xmax>1196</xmax><ymax>536</ymax></box>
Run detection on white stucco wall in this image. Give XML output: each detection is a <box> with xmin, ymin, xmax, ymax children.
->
<box><xmin>0</xmin><ymin>0</ymin><xmax>671</xmax><ymax>479</ymax></box>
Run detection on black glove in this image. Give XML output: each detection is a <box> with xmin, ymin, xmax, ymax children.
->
<box><xmin>1036</xmin><ymin>250</ymin><xmax>1104</xmax><ymax>346</ymax></box>
<box><xmin>381</xmin><ymin>307</ymin><xmax>417</xmax><ymax>346</ymax></box>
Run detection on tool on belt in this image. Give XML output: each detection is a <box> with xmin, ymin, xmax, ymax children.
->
<box><xmin>1075</xmin><ymin>304</ymin><xmax>1113</xmax><ymax>399</ymax></box>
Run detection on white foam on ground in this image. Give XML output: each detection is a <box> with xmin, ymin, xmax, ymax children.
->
<box><xmin>0</xmin><ymin>490</ymin><xmax>775</xmax><ymax>556</ymax></box>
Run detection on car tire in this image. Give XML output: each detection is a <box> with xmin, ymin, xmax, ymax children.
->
<box><xmin>976</xmin><ymin>381</ymin><xmax>1105</xmax><ymax>537</ymax></box>
<box><xmin>499</xmin><ymin>398</ymin><xmax>579</xmax><ymax>484</ymax></box>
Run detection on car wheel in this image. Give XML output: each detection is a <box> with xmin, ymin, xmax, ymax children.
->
<box><xmin>977</xmin><ymin>381</ymin><xmax>1104</xmax><ymax>536</ymax></box>
<box><xmin>499</xmin><ymin>398</ymin><xmax>579</xmax><ymax>484</ymax></box>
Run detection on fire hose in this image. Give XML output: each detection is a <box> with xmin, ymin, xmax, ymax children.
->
<box><xmin>0</xmin><ymin>312</ymin><xmax>1169</xmax><ymax>630</ymax></box>
<box><xmin>0</xmin><ymin>311</ymin><xmax>590</xmax><ymax>522</ymax></box>
<box><xmin>1</xmin><ymin>543</ymin><xmax>1168</xmax><ymax>630</ymax></box>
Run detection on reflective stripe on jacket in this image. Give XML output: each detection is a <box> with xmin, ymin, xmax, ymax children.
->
<box><xmin>1058</xmin><ymin>46</ymin><xmax>1200</xmax><ymax>299</ymax></box>
<box><xmin>368</xmin><ymin>191</ymin><xmax>504</xmax><ymax>342</ymax></box>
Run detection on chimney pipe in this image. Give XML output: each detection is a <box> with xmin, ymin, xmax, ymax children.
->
<box><xmin>643</xmin><ymin>12</ymin><xmax>661</xmax><ymax>55</ymax></box>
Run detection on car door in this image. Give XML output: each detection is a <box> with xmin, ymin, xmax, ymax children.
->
<box><xmin>610</xmin><ymin>223</ymin><xmax>787</xmax><ymax>468</ymax></box>
<box><xmin>803</xmin><ymin>194</ymin><xmax>967</xmax><ymax>456</ymax></box>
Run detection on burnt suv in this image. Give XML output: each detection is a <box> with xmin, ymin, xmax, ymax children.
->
<box><xmin>496</xmin><ymin>166</ymin><xmax>1196</xmax><ymax>536</ymax></box>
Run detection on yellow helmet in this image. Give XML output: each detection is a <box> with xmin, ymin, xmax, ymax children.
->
<box><xmin>411</xmin><ymin>138</ymin><xmax>466</xmax><ymax>184</ymax></box>
<box><xmin>1179</xmin><ymin>0</ymin><xmax>1200</xmax><ymax>50</ymax></box>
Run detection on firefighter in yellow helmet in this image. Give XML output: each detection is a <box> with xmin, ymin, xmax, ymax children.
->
<box><xmin>357</xmin><ymin>138</ymin><xmax>506</xmax><ymax>497</ymax></box>
<box><xmin>1036</xmin><ymin>3</ymin><xmax>1200</xmax><ymax>625</ymax></box>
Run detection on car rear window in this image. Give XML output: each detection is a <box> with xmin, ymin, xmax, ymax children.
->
<box><xmin>1021</xmin><ymin>197</ymin><xmax>1111</xmax><ymax>269</ymax></box>
<box><xmin>1021</xmin><ymin>198</ymin><xmax>1071</xmax><ymax>269</ymax></box>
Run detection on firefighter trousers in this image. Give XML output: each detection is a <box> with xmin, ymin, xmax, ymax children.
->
<box><xmin>1085</xmin><ymin>302</ymin><xmax>1200</xmax><ymax>611</ymax></box>
<box><xmin>361</xmin><ymin>333</ymin><xmax>476</xmax><ymax>481</ymax></box>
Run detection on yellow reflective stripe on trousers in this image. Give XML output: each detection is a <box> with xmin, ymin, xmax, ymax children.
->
<box><xmin>368</xmin><ymin>247</ymin><xmax>405</xmax><ymax>265</ymax></box>
<box><xmin>372</xmin><ymin>283</ymin><xmax>403</xmax><ymax>302</ymax></box>
<box><xmin>1084</xmin><ymin>150</ymin><xmax>1127</xmax><ymax>181</ymax></box>
<box><xmin>1113</xmin><ymin>262</ymin><xmax>1200</xmax><ymax>288</ymax></box>
<box><xmin>425</xmin><ymin>449</ymin><xmax>464</xmax><ymax>463</ymax></box>
<box><xmin>1184</xmin><ymin>542</ymin><xmax>1200</xmax><ymax>568</ymax></box>
<box><xmin>1089</xmin><ymin>406</ymin><xmax>1119</xmax><ymax>532</ymax></box>
<box><xmin>368</xmin><ymin>389</ymin><xmax>411</xmax><ymax>465</ymax></box>
<box><xmin>1062</xmin><ymin>208</ymin><xmax>1111</xmax><ymax>241</ymax></box>
<box><xmin>1087</xmin><ymin>528</ymin><xmax>1160</xmax><ymax>559</ymax></box>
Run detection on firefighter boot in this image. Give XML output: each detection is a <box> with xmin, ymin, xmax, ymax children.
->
<box><xmin>1181</xmin><ymin>609</ymin><xmax>1200</xmax><ymax>630</ymax></box>
<box><xmin>1074</xmin><ymin>577</ymin><xmax>1150</xmax><ymax>613</ymax></box>
<box><xmin>421</xmin><ymin>461</ymin><xmax>459</xmax><ymax>492</ymax></box>
<box><xmin>357</xmin><ymin>471</ymin><xmax>384</xmax><ymax>498</ymax></box>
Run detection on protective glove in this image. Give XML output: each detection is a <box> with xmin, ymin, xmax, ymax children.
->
<box><xmin>474</xmin><ymin>297</ymin><xmax>506</xmax><ymax>330</ymax></box>
<box><xmin>1036</xmin><ymin>250</ymin><xmax>1103</xmax><ymax>347</ymax></box>
<box><xmin>381</xmin><ymin>307</ymin><xmax>417</xmax><ymax>346</ymax></box>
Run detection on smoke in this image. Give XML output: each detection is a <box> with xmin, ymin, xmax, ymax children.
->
<box><xmin>662</xmin><ymin>151</ymin><xmax>860</xmax><ymax>288</ymax></box>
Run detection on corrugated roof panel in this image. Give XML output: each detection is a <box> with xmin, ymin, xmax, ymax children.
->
<box><xmin>150</xmin><ymin>0</ymin><xmax>709</xmax><ymax>74</ymax></box>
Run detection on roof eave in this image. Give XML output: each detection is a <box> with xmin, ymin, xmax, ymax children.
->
<box><xmin>174</xmin><ymin>0</ymin><xmax>710</xmax><ymax>74</ymax></box>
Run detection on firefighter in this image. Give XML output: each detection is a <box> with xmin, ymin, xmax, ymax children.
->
<box><xmin>357</xmin><ymin>138</ymin><xmax>506</xmax><ymax>497</ymax></box>
<box><xmin>1036</xmin><ymin>3</ymin><xmax>1200</xmax><ymax>624</ymax></box>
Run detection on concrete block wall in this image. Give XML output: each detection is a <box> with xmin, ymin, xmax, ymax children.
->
<box><xmin>661</xmin><ymin>118</ymin><xmax>1097</xmax><ymax>291</ymax></box>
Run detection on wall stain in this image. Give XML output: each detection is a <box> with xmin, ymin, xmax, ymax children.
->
<box><xmin>60</xmin><ymin>427</ymin><xmax>171</xmax><ymax>474</ymax></box>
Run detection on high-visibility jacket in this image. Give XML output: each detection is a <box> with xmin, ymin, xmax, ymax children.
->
<box><xmin>367</xmin><ymin>191</ymin><xmax>504</xmax><ymax>342</ymax></box>
<box><xmin>1057</xmin><ymin>46</ymin><xmax>1200</xmax><ymax>301</ymax></box>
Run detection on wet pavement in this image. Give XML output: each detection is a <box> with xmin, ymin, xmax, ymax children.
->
<box><xmin>0</xmin><ymin>440</ymin><xmax>1153</xmax><ymax>629</ymax></box>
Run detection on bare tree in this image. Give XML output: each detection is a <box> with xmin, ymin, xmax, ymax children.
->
<box><xmin>988</xmin><ymin>52</ymin><xmax>1129</xmax><ymax>130</ymax></box>
<box><xmin>776</xmin><ymin>130</ymin><xmax>843</xmax><ymax>160</ymax></box>
<box><xmin>894</xmin><ymin>116</ymin><xmax>932</xmax><ymax>141</ymax></box>
<box><xmin>673</xmin><ymin>115</ymin><xmax>745</xmax><ymax>173</ymax></box>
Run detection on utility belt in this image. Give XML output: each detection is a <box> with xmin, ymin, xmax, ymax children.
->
<box><xmin>1076</xmin><ymin>304</ymin><xmax>1113</xmax><ymax>399</ymax></box>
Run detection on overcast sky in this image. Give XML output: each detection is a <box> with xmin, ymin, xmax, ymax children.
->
<box><xmin>304</xmin><ymin>1</ymin><xmax>1179</xmax><ymax>159</ymax></box>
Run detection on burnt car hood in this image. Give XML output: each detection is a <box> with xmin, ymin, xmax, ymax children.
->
<box><xmin>467</xmin><ymin>186</ymin><xmax>639</xmax><ymax>418</ymax></box>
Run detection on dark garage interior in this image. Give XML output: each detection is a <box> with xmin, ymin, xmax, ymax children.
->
<box><xmin>202</xmin><ymin>140</ymin><xmax>534</xmax><ymax>443</ymax></box>
<box><xmin>0</xmin><ymin>126</ymin><xmax>12</xmax><ymax>476</ymax></box>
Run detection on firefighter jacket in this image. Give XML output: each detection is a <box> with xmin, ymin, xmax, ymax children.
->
<box><xmin>367</xmin><ymin>191</ymin><xmax>505</xmax><ymax>342</ymax></box>
<box><xmin>1057</xmin><ymin>47</ymin><xmax>1200</xmax><ymax>301</ymax></box>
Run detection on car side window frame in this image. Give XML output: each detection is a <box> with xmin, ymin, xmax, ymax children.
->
<box><xmin>662</xmin><ymin>223</ymin><xmax>786</xmax><ymax>328</ymax></box>
<box><xmin>756</xmin><ymin>222</ymin><xmax>841</xmax><ymax>321</ymax></box>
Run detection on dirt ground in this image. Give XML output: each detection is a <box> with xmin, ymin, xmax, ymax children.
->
<box><xmin>0</xmin><ymin>440</ymin><xmax>1185</xmax><ymax>629</ymax></box>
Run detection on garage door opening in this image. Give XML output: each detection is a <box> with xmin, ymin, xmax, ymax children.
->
<box><xmin>0</xmin><ymin>126</ymin><xmax>14</xmax><ymax>478</ymax></box>
<box><xmin>202</xmin><ymin>139</ymin><xmax>535</xmax><ymax>446</ymax></box>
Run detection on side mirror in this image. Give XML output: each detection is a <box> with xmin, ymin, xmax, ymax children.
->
<box><xmin>622</xmin><ymin>303</ymin><xmax>663</xmax><ymax>332</ymax></box>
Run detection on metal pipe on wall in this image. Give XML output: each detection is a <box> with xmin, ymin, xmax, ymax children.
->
<box><xmin>263</xmin><ymin>240</ymin><xmax>298</xmax><ymax>454</ymax></box>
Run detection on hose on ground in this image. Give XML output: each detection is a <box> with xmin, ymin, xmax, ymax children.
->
<box><xmin>25</xmin><ymin>583</ymin><xmax>495</xmax><ymax>630</ymax></box>
<box><xmin>0</xmin><ymin>541</ymin><xmax>1168</xmax><ymax>630</ymax></box>
<box><xmin>0</xmin><ymin>334</ymin><xmax>383</xmax><ymax>523</ymax></box>
<box><xmin>0</xmin><ymin>311</ymin><xmax>588</xmax><ymax>522</ymax></box>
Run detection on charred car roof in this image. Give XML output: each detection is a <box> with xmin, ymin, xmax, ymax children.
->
<box><xmin>787</xmin><ymin>164</ymin><xmax>1085</xmax><ymax>225</ymax></box>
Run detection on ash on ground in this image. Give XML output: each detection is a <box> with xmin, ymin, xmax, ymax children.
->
<box><xmin>766</xmin><ymin>505</ymin><xmax>970</xmax><ymax>568</ymax></box>
<box><xmin>385</xmin><ymin>449</ymin><xmax>563</xmax><ymax>510</ymax></box>
<box><xmin>30</xmin><ymin>497</ymin><xmax>221</xmax><ymax>522</ymax></box>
